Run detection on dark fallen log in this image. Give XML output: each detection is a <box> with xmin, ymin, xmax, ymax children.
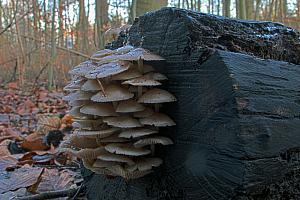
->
<box><xmin>85</xmin><ymin>7</ymin><xmax>300</xmax><ymax>200</ymax></box>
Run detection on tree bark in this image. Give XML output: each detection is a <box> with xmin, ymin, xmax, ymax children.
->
<box><xmin>48</xmin><ymin>0</ymin><xmax>56</xmax><ymax>89</ymax></box>
<box><xmin>95</xmin><ymin>0</ymin><xmax>108</xmax><ymax>49</ymax></box>
<box><xmin>238</xmin><ymin>0</ymin><xmax>246</xmax><ymax>19</ymax></box>
<box><xmin>223</xmin><ymin>0</ymin><xmax>231</xmax><ymax>17</ymax></box>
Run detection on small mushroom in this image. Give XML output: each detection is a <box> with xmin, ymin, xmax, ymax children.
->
<box><xmin>93</xmin><ymin>159</ymin><xmax>120</xmax><ymax>168</ymax></box>
<box><xmin>64</xmin><ymin>147</ymin><xmax>105</xmax><ymax>159</ymax></box>
<box><xmin>111</xmin><ymin>68</ymin><xmax>142</xmax><ymax>81</ymax></box>
<box><xmin>139</xmin><ymin>113</ymin><xmax>176</xmax><ymax>127</ymax></box>
<box><xmin>118</xmin><ymin>128</ymin><xmax>158</xmax><ymax>139</ymax></box>
<box><xmin>103</xmin><ymin>116</ymin><xmax>142</xmax><ymax>128</ymax></box>
<box><xmin>81</xmin><ymin>79</ymin><xmax>103</xmax><ymax>91</ymax></box>
<box><xmin>138</xmin><ymin>88</ymin><xmax>177</xmax><ymax>103</ymax></box>
<box><xmin>63</xmin><ymin>91</ymin><xmax>94</xmax><ymax>102</ymax></box>
<box><xmin>119</xmin><ymin>48</ymin><xmax>165</xmax><ymax>61</ymax></box>
<box><xmin>80</xmin><ymin>103</ymin><xmax>118</xmax><ymax>117</ymax></box>
<box><xmin>69</xmin><ymin>61</ymin><xmax>96</xmax><ymax>76</ymax></box>
<box><xmin>105</xmin><ymin>143</ymin><xmax>151</xmax><ymax>156</ymax></box>
<box><xmin>115</xmin><ymin>45</ymin><xmax>134</xmax><ymax>54</ymax></box>
<box><xmin>91</xmin><ymin>85</ymin><xmax>134</xmax><ymax>102</ymax></box>
<box><xmin>74</xmin><ymin>127</ymin><xmax>120</xmax><ymax>139</ymax></box>
<box><xmin>122</xmin><ymin>76</ymin><xmax>161</xmax><ymax>86</ymax></box>
<box><xmin>85</xmin><ymin>61</ymin><xmax>130</xmax><ymax>79</ymax></box>
<box><xmin>67</xmin><ymin>134</ymin><xmax>99</xmax><ymax>149</ymax></box>
<box><xmin>126</xmin><ymin>157</ymin><xmax>163</xmax><ymax>171</ymax></box>
<box><xmin>144</xmin><ymin>72</ymin><xmax>168</xmax><ymax>81</ymax></box>
<box><xmin>69</xmin><ymin>100</ymin><xmax>90</xmax><ymax>107</ymax></box>
<box><xmin>72</xmin><ymin>119</ymin><xmax>103</xmax><ymax>129</ymax></box>
<box><xmin>116</xmin><ymin>99</ymin><xmax>145</xmax><ymax>113</ymax></box>
<box><xmin>134</xmin><ymin>136</ymin><xmax>173</xmax><ymax>148</ymax></box>
<box><xmin>97</xmin><ymin>151</ymin><xmax>134</xmax><ymax>165</ymax></box>
<box><xmin>133</xmin><ymin>107</ymin><xmax>154</xmax><ymax>118</ymax></box>
<box><xmin>91</xmin><ymin>49</ymin><xmax>113</xmax><ymax>59</ymax></box>
<box><xmin>97</xmin><ymin>134</ymin><xmax>130</xmax><ymax>143</ymax></box>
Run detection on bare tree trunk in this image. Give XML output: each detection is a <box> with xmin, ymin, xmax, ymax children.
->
<box><xmin>268</xmin><ymin>0</ymin><xmax>275</xmax><ymax>20</ymax></box>
<box><xmin>297</xmin><ymin>0</ymin><xmax>300</xmax><ymax>18</ymax></box>
<box><xmin>58</xmin><ymin>0</ymin><xmax>64</xmax><ymax>47</ymax></box>
<box><xmin>95</xmin><ymin>0</ymin><xmax>108</xmax><ymax>49</ymax></box>
<box><xmin>48</xmin><ymin>0</ymin><xmax>56</xmax><ymax>89</ymax></box>
<box><xmin>223</xmin><ymin>0</ymin><xmax>231</xmax><ymax>17</ymax></box>
<box><xmin>32</xmin><ymin>0</ymin><xmax>39</xmax><ymax>47</ymax></box>
<box><xmin>197</xmin><ymin>0</ymin><xmax>201</xmax><ymax>12</ymax></box>
<box><xmin>238</xmin><ymin>0</ymin><xmax>246</xmax><ymax>19</ymax></box>
<box><xmin>246</xmin><ymin>0</ymin><xmax>254</xmax><ymax>19</ymax></box>
<box><xmin>0</xmin><ymin>0</ymin><xmax>3</xmax><ymax>32</ymax></box>
<box><xmin>255</xmin><ymin>0</ymin><xmax>261</xmax><ymax>20</ymax></box>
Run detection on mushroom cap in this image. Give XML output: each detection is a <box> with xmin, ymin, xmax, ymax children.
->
<box><xmin>67</xmin><ymin>134</ymin><xmax>99</xmax><ymax>149</ymax></box>
<box><xmin>69</xmin><ymin>100</ymin><xmax>90</xmax><ymax>107</ymax></box>
<box><xmin>63</xmin><ymin>91</ymin><xmax>94</xmax><ymax>101</ymax></box>
<box><xmin>81</xmin><ymin>79</ymin><xmax>102</xmax><ymax>91</ymax></box>
<box><xmin>63</xmin><ymin>81</ymin><xmax>82</xmax><ymax>91</ymax></box>
<box><xmin>138</xmin><ymin>88</ymin><xmax>177</xmax><ymax>103</ymax></box>
<box><xmin>74</xmin><ymin>127</ymin><xmax>120</xmax><ymax>139</ymax></box>
<box><xmin>85</xmin><ymin>61</ymin><xmax>130</xmax><ymax>79</ymax></box>
<box><xmin>118</xmin><ymin>128</ymin><xmax>158</xmax><ymax>138</ymax></box>
<box><xmin>93</xmin><ymin>159</ymin><xmax>120</xmax><ymax>168</ymax></box>
<box><xmin>66</xmin><ymin>147</ymin><xmax>105</xmax><ymax>159</ymax></box>
<box><xmin>69</xmin><ymin>61</ymin><xmax>96</xmax><ymax>76</ymax></box>
<box><xmin>119</xmin><ymin>48</ymin><xmax>165</xmax><ymax>61</ymax></box>
<box><xmin>91</xmin><ymin>49</ymin><xmax>113</xmax><ymax>59</ymax></box>
<box><xmin>97</xmin><ymin>152</ymin><xmax>134</xmax><ymax>165</ymax></box>
<box><xmin>126</xmin><ymin>157</ymin><xmax>163</xmax><ymax>171</ymax></box>
<box><xmin>108</xmin><ymin>165</ymin><xmax>152</xmax><ymax>179</ymax></box>
<box><xmin>133</xmin><ymin>107</ymin><xmax>154</xmax><ymax>118</ymax></box>
<box><xmin>103</xmin><ymin>116</ymin><xmax>142</xmax><ymax>128</ymax></box>
<box><xmin>144</xmin><ymin>72</ymin><xmax>168</xmax><ymax>81</ymax></box>
<box><xmin>80</xmin><ymin>103</ymin><xmax>118</xmax><ymax>117</ymax></box>
<box><xmin>97</xmin><ymin>134</ymin><xmax>130</xmax><ymax>143</ymax></box>
<box><xmin>111</xmin><ymin>68</ymin><xmax>142</xmax><ymax>81</ymax></box>
<box><xmin>134</xmin><ymin>136</ymin><xmax>173</xmax><ymax>148</ymax></box>
<box><xmin>139</xmin><ymin>113</ymin><xmax>176</xmax><ymax>127</ymax></box>
<box><xmin>91</xmin><ymin>85</ymin><xmax>134</xmax><ymax>102</ymax></box>
<box><xmin>72</xmin><ymin>119</ymin><xmax>103</xmax><ymax>129</ymax></box>
<box><xmin>122</xmin><ymin>76</ymin><xmax>161</xmax><ymax>86</ymax></box>
<box><xmin>105</xmin><ymin>143</ymin><xmax>151</xmax><ymax>156</ymax></box>
<box><xmin>115</xmin><ymin>45</ymin><xmax>134</xmax><ymax>54</ymax></box>
<box><xmin>116</xmin><ymin>99</ymin><xmax>145</xmax><ymax>113</ymax></box>
<box><xmin>68</xmin><ymin>106</ymin><xmax>89</xmax><ymax>118</ymax></box>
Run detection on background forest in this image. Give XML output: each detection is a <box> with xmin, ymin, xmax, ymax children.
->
<box><xmin>0</xmin><ymin>0</ymin><xmax>299</xmax><ymax>88</ymax></box>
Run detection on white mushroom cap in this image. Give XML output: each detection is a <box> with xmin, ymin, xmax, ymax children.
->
<box><xmin>69</xmin><ymin>61</ymin><xmax>96</xmax><ymax>76</ymax></box>
<box><xmin>103</xmin><ymin>116</ymin><xmax>142</xmax><ymax>128</ymax></box>
<box><xmin>133</xmin><ymin>107</ymin><xmax>154</xmax><ymax>118</ymax></box>
<box><xmin>105</xmin><ymin>143</ymin><xmax>151</xmax><ymax>156</ymax></box>
<box><xmin>80</xmin><ymin>103</ymin><xmax>118</xmax><ymax>117</ymax></box>
<box><xmin>115</xmin><ymin>45</ymin><xmax>134</xmax><ymax>54</ymax></box>
<box><xmin>134</xmin><ymin>136</ymin><xmax>173</xmax><ymax>147</ymax></box>
<box><xmin>97</xmin><ymin>152</ymin><xmax>134</xmax><ymax>165</ymax></box>
<box><xmin>81</xmin><ymin>79</ymin><xmax>102</xmax><ymax>91</ymax></box>
<box><xmin>85</xmin><ymin>61</ymin><xmax>130</xmax><ymax>79</ymax></box>
<box><xmin>139</xmin><ymin>113</ymin><xmax>176</xmax><ymax>127</ymax></box>
<box><xmin>91</xmin><ymin>85</ymin><xmax>134</xmax><ymax>102</ymax></box>
<box><xmin>122</xmin><ymin>76</ymin><xmax>161</xmax><ymax>86</ymax></box>
<box><xmin>74</xmin><ymin>127</ymin><xmax>120</xmax><ymax>139</ymax></box>
<box><xmin>119</xmin><ymin>48</ymin><xmax>165</xmax><ymax>61</ymax></box>
<box><xmin>63</xmin><ymin>91</ymin><xmax>94</xmax><ymax>101</ymax></box>
<box><xmin>126</xmin><ymin>157</ymin><xmax>163</xmax><ymax>171</ymax></box>
<box><xmin>118</xmin><ymin>128</ymin><xmax>158</xmax><ymax>138</ymax></box>
<box><xmin>63</xmin><ymin>81</ymin><xmax>82</xmax><ymax>91</ymax></box>
<box><xmin>138</xmin><ymin>88</ymin><xmax>177</xmax><ymax>103</ymax></box>
<box><xmin>144</xmin><ymin>72</ymin><xmax>168</xmax><ymax>81</ymax></box>
<box><xmin>97</xmin><ymin>134</ymin><xmax>130</xmax><ymax>143</ymax></box>
<box><xmin>111</xmin><ymin>68</ymin><xmax>142</xmax><ymax>81</ymax></box>
<box><xmin>116</xmin><ymin>99</ymin><xmax>145</xmax><ymax>113</ymax></box>
<box><xmin>91</xmin><ymin>49</ymin><xmax>113</xmax><ymax>59</ymax></box>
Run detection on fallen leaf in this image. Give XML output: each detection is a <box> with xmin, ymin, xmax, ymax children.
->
<box><xmin>0</xmin><ymin>155</ymin><xmax>19</xmax><ymax>170</ymax></box>
<box><xmin>0</xmin><ymin>139</ymin><xmax>12</xmax><ymax>156</ymax></box>
<box><xmin>0</xmin><ymin>165</ymin><xmax>43</xmax><ymax>194</ymax></box>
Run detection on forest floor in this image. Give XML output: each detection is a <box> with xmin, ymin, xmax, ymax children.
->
<box><xmin>0</xmin><ymin>81</ymin><xmax>85</xmax><ymax>200</ymax></box>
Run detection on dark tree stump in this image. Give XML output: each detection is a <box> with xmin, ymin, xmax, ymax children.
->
<box><xmin>84</xmin><ymin>8</ymin><xmax>300</xmax><ymax>200</ymax></box>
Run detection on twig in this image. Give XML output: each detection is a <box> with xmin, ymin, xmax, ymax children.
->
<box><xmin>32</xmin><ymin>164</ymin><xmax>79</xmax><ymax>170</ymax></box>
<box><xmin>15</xmin><ymin>187</ymin><xmax>79</xmax><ymax>200</ymax></box>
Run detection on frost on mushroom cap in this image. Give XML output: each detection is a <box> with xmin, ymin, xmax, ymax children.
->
<box><xmin>81</xmin><ymin>79</ymin><xmax>102</xmax><ymax>91</ymax></box>
<box><xmin>85</xmin><ymin>61</ymin><xmax>130</xmax><ymax>79</ymax></box>
<box><xmin>91</xmin><ymin>49</ymin><xmax>113</xmax><ymax>59</ymax></box>
<box><xmin>133</xmin><ymin>107</ymin><xmax>154</xmax><ymax>118</ymax></box>
<box><xmin>138</xmin><ymin>88</ymin><xmax>177</xmax><ymax>103</ymax></box>
<box><xmin>116</xmin><ymin>99</ymin><xmax>145</xmax><ymax>113</ymax></box>
<box><xmin>105</xmin><ymin>143</ymin><xmax>151</xmax><ymax>156</ymax></box>
<box><xmin>80</xmin><ymin>103</ymin><xmax>118</xmax><ymax>117</ymax></box>
<box><xmin>74</xmin><ymin>127</ymin><xmax>120</xmax><ymax>139</ymax></box>
<box><xmin>118</xmin><ymin>128</ymin><xmax>158</xmax><ymax>138</ymax></box>
<box><xmin>139</xmin><ymin>113</ymin><xmax>176</xmax><ymax>127</ymax></box>
<box><xmin>115</xmin><ymin>45</ymin><xmax>134</xmax><ymax>54</ymax></box>
<box><xmin>103</xmin><ymin>116</ymin><xmax>142</xmax><ymax>128</ymax></box>
<box><xmin>122</xmin><ymin>76</ymin><xmax>161</xmax><ymax>86</ymax></box>
<box><xmin>69</xmin><ymin>61</ymin><xmax>96</xmax><ymax>76</ymax></box>
<box><xmin>91</xmin><ymin>84</ymin><xmax>134</xmax><ymax>102</ymax></box>
<box><xmin>111</xmin><ymin>68</ymin><xmax>142</xmax><ymax>81</ymax></box>
<box><xmin>97</xmin><ymin>151</ymin><xmax>134</xmax><ymax>165</ymax></box>
<box><xmin>64</xmin><ymin>81</ymin><xmax>82</xmax><ymax>91</ymax></box>
<box><xmin>119</xmin><ymin>48</ymin><xmax>165</xmax><ymax>61</ymax></box>
<box><xmin>134</xmin><ymin>136</ymin><xmax>173</xmax><ymax>148</ymax></box>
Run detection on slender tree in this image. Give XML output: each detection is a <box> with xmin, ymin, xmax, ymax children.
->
<box><xmin>223</xmin><ymin>0</ymin><xmax>231</xmax><ymax>17</ymax></box>
<box><xmin>49</xmin><ymin>0</ymin><xmax>56</xmax><ymax>89</ymax></box>
<box><xmin>95</xmin><ymin>0</ymin><xmax>108</xmax><ymax>49</ymax></box>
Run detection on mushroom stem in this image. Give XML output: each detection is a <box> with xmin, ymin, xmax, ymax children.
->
<box><xmin>137</xmin><ymin>57</ymin><xmax>144</xmax><ymax>97</ymax></box>
<box><xmin>96</xmin><ymin>78</ymin><xmax>106</xmax><ymax>96</ymax></box>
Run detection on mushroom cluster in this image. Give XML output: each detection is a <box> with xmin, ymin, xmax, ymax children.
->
<box><xmin>62</xmin><ymin>46</ymin><xmax>176</xmax><ymax>179</ymax></box>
